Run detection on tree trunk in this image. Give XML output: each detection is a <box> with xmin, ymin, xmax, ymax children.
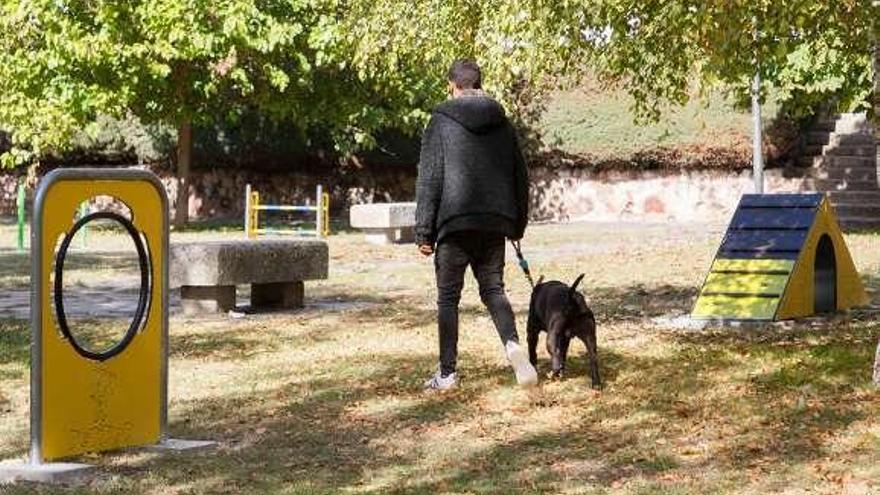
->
<box><xmin>174</xmin><ymin>119</ymin><xmax>192</xmax><ymax>228</ymax></box>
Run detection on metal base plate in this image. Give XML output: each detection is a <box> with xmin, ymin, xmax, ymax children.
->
<box><xmin>0</xmin><ymin>459</ymin><xmax>94</xmax><ymax>484</ymax></box>
<box><xmin>0</xmin><ymin>439</ymin><xmax>214</xmax><ymax>485</ymax></box>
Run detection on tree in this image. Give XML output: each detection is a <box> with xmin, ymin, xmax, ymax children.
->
<box><xmin>334</xmin><ymin>0</ymin><xmax>595</xmax><ymax>150</ymax></box>
<box><xmin>1</xmin><ymin>1</ymin><xmax>602</xmax><ymax>225</ymax></box>
<box><xmin>0</xmin><ymin>0</ymin><xmax>326</xmax><ymax>225</ymax></box>
<box><xmin>7</xmin><ymin>1</ymin><xmax>874</xmax><ymax>218</ymax></box>
<box><xmin>590</xmin><ymin>1</ymin><xmax>875</xmax><ymax>120</ymax></box>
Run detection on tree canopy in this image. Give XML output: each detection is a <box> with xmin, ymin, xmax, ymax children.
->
<box><xmin>0</xmin><ymin>0</ymin><xmax>592</xmax><ymax>168</ymax></box>
<box><xmin>592</xmin><ymin>1</ymin><xmax>875</xmax><ymax>120</ymax></box>
<box><xmin>0</xmin><ymin>0</ymin><xmax>877</xmax><ymax>169</ymax></box>
<box><xmin>1</xmin><ymin>0</ymin><xmax>330</xmax><ymax>167</ymax></box>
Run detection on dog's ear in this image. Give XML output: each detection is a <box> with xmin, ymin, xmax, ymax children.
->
<box><xmin>569</xmin><ymin>274</ymin><xmax>585</xmax><ymax>295</ymax></box>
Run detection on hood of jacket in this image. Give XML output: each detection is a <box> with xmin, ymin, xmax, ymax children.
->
<box><xmin>434</xmin><ymin>94</ymin><xmax>507</xmax><ymax>134</ymax></box>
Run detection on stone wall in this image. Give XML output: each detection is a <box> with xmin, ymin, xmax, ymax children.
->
<box><xmin>529</xmin><ymin>167</ymin><xmax>810</xmax><ymax>224</ymax></box>
<box><xmin>0</xmin><ymin>173</ymin><xmax>24</xmax><ymax>215</ymax></box>
<box><xmin>1</xmin><ymin>165</ymin><xmax>810</xmax><ymax>225</ymax></box>
<box><xmin>161</xmin><ymin>165</ymin><xmax>417</xmax><ymax>220</ymax></box>
<box><xmin>2</xmin><ymin>164</ymin><xmax>417</xmax><ymax>221</ymax></box>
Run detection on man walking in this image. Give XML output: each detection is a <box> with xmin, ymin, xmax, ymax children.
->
<box><xmin>416</xmin><ymin>59</ymin><xmax>538</xmax><ymax>390</ymax></box>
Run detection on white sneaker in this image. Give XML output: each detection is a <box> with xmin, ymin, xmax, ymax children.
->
<box><xmin>505</xmin><ymin>341</ymin><xmax>538</xmax><ymax>387</ymax></box>
<box><xmin>424</xmin><ymin>369</ymin><xmax>458</xmax><ymax>391</ymax></box>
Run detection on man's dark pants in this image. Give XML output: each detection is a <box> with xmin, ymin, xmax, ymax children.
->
<box><xmin>434</xmin><ymin>230</ymin><xmax>519</xmax><ymax>376</ymax></box>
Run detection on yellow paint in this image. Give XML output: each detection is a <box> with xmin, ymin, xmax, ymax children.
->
<box><xmin>692</xmin><ymin>294</ymin><xmax>780</xmax><ymax>320</ymax></box>
<box><xmin>702</xmin><ymin>272</ymin><xmax>789</xmax><ymax>296</ymax></box>
<box><xmin>711</xmin><ymin>259</ymin><xmax>794</xmax><ymax>274</ymax></box>
<box><xmin>322</xmin><ymin>192</ymin><xmax>331</xmax><ymax>237</ymax></box>
<box><xmin>776</xmin><ymin>197</ymin><xmax>869</xmax><ymax>319</ymax></box>
<box><xmin>39</xmin><ymin>179</ymin><xmax>164</xmax><ymax>460</ymax></box>
<box><xmin>692</xmin><ymin>258</ymin><xmax>793</xmax><ymax>319</ymax></box>
<box><xmin>247</xmin><ymin>190</ymin><xmax>260</xmax><ymax>238</ymax></box>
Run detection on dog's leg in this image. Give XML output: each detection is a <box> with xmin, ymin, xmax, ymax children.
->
<box><xmin>580</xmin><ymin>319</ymin><xmax>601</xmax><ymax>390</ymax></box>
<box><xmin>546</xmin><ymin>327</ymin><xmax>565</xmax><ymax>379</ymax></box>
<box><xmin>527</xmin><ymin>329</ymin><xmax>539</xmax><ymax>367</ymax></box>
<box><xmin>558</xmin><ymin>335</ymin><xmax>571</xmax><ymax>375</ymax></box>
<box><xmin>526</xmin><ymin>311</ymin><xmax>540</xmax><ymax>366</ymax></box>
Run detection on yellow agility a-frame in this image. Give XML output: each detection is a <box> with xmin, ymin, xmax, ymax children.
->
<box><xmin>692</xmin><ymin>193</ymin><xmax>867</xmax><ymax>321</ymax></box>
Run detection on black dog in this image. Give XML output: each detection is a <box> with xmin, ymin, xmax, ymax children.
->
<box><xmin>527</xmin><ymin>274</ymin><xmax>601</xmax><ymax>389</ymax></box>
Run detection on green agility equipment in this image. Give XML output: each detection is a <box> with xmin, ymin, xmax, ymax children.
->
<box><xmin>16</xmin><ymin>180</ymin><xmax>25</xmax><ymax>251</ymax></box>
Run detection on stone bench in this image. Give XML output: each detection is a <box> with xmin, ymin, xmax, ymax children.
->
<box><xmin>170</xmin><ymin>239</ymin><xmax>328</xmax><ymax>314</ymax></box>
<box><xmin>349</xmin><ymin>202</ymin><xmax>416</xmax><ymax>245</ymax></box>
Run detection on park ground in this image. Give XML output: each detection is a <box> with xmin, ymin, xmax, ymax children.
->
<box><xmin>1</xmin><ymin>219</ymin><xmax>880</xmax><ymax>494</ymax></box>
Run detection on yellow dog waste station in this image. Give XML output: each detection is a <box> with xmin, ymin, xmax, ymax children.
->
<box><xmin>0</xmin><ymin>169</ymin><xmax>212</xmax><ymax>484</ymax></box>
<box><xmin>692</xmin><ymin>193</ymin><xmax>868</xmax><ymax>321</ymax></box>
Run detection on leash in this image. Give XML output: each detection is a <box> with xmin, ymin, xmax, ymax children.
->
<box><xmin>509</xmin><ymin>240</ymin><xmax>535</xmax><ymax>288</ymax></box>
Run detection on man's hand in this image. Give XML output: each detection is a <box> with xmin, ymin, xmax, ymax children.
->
<box><xmin>419</xmin><ymin>244</ymin><xmax>434</xmax><ymax>256</ymax></box>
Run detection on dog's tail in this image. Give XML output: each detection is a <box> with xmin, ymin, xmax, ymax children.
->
<box><xmin>569</xmin><ymin>273</ymin><xmax>585</xmax><ymax>296</ymax></box>
<box><xmin>569</xmin><ymin>273</ymin><xmax>594</xmax><ymax>319</ymax></box>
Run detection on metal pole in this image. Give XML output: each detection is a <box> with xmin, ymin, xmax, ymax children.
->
<box><xmin>322</xmin><ymin>192</ymin><xmax>330</xmax><ymax>237</ymax></box>
<box><xmin>752</xmin><ymin>71</ymin><xmax>764</xmax><ymax>194</ymax></box>
<box><xmin>315</xmin><ymin>185</ymin><xmax>323</xmax><ymax>239</ymax></box>
<box><xmin>244</xmin><ymin>184</ymin><xmax>252</xmax><ymax>238</ymax></box>
<box><xmin>752</xmin><ymin>17</ymin><xmax>764</xmax><ymax>195</ymax></box>
<box><xmin>16</xmin><ymin>180</ymin><xmax>25</xmax><ymax>251</ymax></box>
<box><xmin>252</xmin><ymin>191</ymin><xmax>260</xmax><ymax>236</ymax></box>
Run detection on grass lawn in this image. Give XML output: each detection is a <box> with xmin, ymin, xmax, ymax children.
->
<box><xmin>1</xmin><ymin>221</ymin><xmax>879</xmax><ymax>494</ymax></box>
<box><xmin>540</xmin><ymin>80</ymin><xmax>780</xmax><ymax>158</ymax></box>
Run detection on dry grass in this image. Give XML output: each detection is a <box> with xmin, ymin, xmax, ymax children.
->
<box><xmin>1</xmin><ymin>221</ymin><xmax>879</xmax><ymax>494</ymax></box>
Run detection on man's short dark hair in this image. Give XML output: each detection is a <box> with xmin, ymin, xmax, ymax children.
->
<box><xmin>447</xmin><ymin>59</ymin><xmax>482</xmax><ymax>89</ymax></box>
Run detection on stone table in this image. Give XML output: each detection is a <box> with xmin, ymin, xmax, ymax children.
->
<box><xmin>170</xmin><ymin>239</ymin><xmax>328</xmax><ymax>314</ymax></box>
<box><xmin>349</xmin><ymin>202</ymin><xmax>416</xmax><ymax>245</ymax></box>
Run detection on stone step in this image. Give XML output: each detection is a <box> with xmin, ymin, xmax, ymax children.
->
<box><xmin>830</xmin><ymin>203</ymin><xmax>880</xmax><ymax>218</ymax></box>
<box><xmin>835</xmin><ymin>121</ymin><xmax>873</xmax><ymax>135</ymax></box>
<box><xmin>804</xmin><ymin>132</ymin><xmax>873</xmax><ymax>146</ymax></box>
<box><xmin>814</xmin><ymin>168</ymin><xmax>879</xmax><ymax>182</ymax></box>
<box><xmin>826</xmin><ymin>144</ymin><xmax>877</xmax><ymax>157</ymax></box>
<box><xmin>827</xmin><ymin>190</ymin><xmax>880</xmax><ymax>202</ymax></box>
<box><xmin>815</xmin><ymin>178</ymin><xmax>880</xmax><ymax>191</ymax></box>
<box><xmin>803</xmin><ymin>143</ymin><xmax>876</xmax><ymax>157</ymax></box>
<box><xmin>834</xmin><ymin>114</ymin><xmax>872</xmax><ymax>134</ymax></box>
<box><xmin>814</xmin><ymin>113</ymin><xmax>870</xmax><ymax>135</ymax></box>
<box><xmin>799</xmin><ymin>155</ymin><xmax>877</xmax><ymax>168</ymax></box>
<box><xmin>825</xmin><ymin>155</ymin><xmax>876</xmax><ymax>168</ymax></box>
<box><xmin>838</xmin><ymin>112</ymin><xmax>868</xmax><ymax>121</ymax></box>
<box><xmin>826</xmin><ymin>134</ymin><xmax>876</xmax><ymax>147</ymax></box>
<box><xmin>837</xmin><ymin>216</ymin><xmax>880</xmax><ymax>231</ymax></box>
<box><xmin>821</xmin><ymin>112</ymin><xmax>869</xmax><ymax>125</ymax></box>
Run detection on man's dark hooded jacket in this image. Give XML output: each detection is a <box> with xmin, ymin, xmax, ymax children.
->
<box><xmin>415</xmin><ymin>93</ymin><xmax>528</xmax><ymax>246</ymax></box>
